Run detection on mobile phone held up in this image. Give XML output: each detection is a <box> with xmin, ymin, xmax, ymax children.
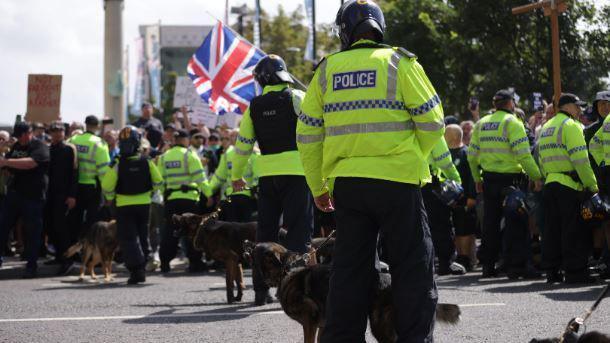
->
<box><xmin>469</xmin><ymin>97</ymin><xmax>479</xmax><ymax>111</ymax></box>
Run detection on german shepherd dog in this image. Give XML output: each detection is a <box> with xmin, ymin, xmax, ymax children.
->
<box><xmin>251</xmin><ymin>242</ymin><xmax>461</xmax><ymax>343</ymax></box>
<box><xmin>173</xmin><ymin>212</ymin><xmax>256</xmax><ymax>304</ymax></box>
<box><xmin>64</xmin><ymin>220</ymin><xmax>118</xmax><ymax>282</ymax></box>
<box><xmin>277</xmin><ymin>227</ymin><xmax>335</xmax><ymax>264</ymax></box>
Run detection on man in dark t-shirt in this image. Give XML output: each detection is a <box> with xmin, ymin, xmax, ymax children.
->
<box><xmin>446</xmin><ymin>124</ymin><xmax>478</xmax><ymax>271</ymax></box>
<box><xmin>0</xmin><ymin>122</ymin><xmax>50</xmax><ymax>278</ymax></box>
<box><xmin>132</xmin><ymin>102</ymin><xmax>163</xmax><ymax>133</ymax></box>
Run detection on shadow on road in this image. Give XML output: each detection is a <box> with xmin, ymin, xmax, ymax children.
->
<box><xmin>123</xmin><ymin>303</ymin><xmax>281</xmax><ymax>324</ymax></box>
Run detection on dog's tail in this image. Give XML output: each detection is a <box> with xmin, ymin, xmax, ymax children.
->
<box><xmin>64</xmin><ymin>242</ymin><xmax>83</xmax><ymax>258</ymax></box>
<box><xmin>435</xmin><ymin>303</ymin><xmax>461</xmax><ymax>324</ymax></box>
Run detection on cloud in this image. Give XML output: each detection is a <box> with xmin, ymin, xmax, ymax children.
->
<box><xmin>0</xmin><ymin>0</ymin><xmax>340</xmax><ymax>124</ymax></box>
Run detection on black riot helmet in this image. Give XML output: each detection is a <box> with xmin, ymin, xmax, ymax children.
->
<box><xmin>118</xmin><ymin>125</ymin><xmax>142</xmax><ymax>158</ymax></box>
<box><xmin>253</xmin><ymin>54</ymin><xmax>294</xmax><ymax>87</ymax></box>
<box><xmin>335</xmin><ymin>0</ymin><xmax>386</xmax><ymax>50</ymax></box>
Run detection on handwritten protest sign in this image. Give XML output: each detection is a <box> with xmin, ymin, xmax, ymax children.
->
<box><xmin>173</xmin><ymin>76</ymin><xmax>240</xmax><ymax>128</ymax></box>
<box><xmin>25</xmin><ymin>74</ymin><xmax>62</xmax><ymax>123</ymax></box>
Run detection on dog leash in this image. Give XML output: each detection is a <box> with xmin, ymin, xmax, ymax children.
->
<box><xmin>287</xmin><ymin>230</ymin><xmax>336</xmax><ymax>269</ymax></box>
<box><xmin>558</xmin><ymin>281</ymin><xmax>609</xmax><ymax>343</ymax></box>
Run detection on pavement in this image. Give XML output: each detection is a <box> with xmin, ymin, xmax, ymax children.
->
<box><xmin>0</xmin><ymin>256</ymin><xmax>608</xmax><ymax>343</ymax></box>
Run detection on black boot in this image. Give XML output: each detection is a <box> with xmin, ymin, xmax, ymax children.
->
<box><xmin>546</xmin><ymin>269</ymin><xmax>563</xmax><ymax>284</ymax></box>
<box><xmin>127</xmin><ymin>269</ymin><xmax>146</xmax><ymax>285</ymax></box>
<box><xmin>254</xmin><ymin>290</ymin><xmax>273</xmax><ymax>306</ymax></box>
<box><xmin>564</xmin><ymin>270</ymin><xmax>597</xmax><ymax>284</ymax></box>
<box><xmin>160</xmin><ymin>261</ymin><xmax>170</xmax><ymax>273</ymax></box>
<box><xmin>481</xmin><ymin>264</ymin><xmax>497</xmax><ymax>278</ymax></box>
<box><xmin>507</xmin><ymin>264</ymin><xmax>542</xmax><ymax>280</ymax></box>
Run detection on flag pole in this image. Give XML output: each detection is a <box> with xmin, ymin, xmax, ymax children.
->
<box><xmin>204</xmin><ymin>11</ymin><xmax>308</xmax><ymax>91</ymax></box>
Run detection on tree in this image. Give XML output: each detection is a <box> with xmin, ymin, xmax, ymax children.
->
<box><xmin>381</xmin><ymin>0</ymin><xmax>610</xmax><ymax>118</ymax></box>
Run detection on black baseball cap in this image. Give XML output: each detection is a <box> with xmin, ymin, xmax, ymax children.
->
<box><xmin>13</xmin><ymin>122</ymin><xmax>31</xmax><ymax>138</ymax></box>
<box><xmin>174</xmin><ymin>129</ymin><xmax>189</xmax><ymax>139</ymax></box>
<box><xmin>85</xmin><ymin>115</ymin><xmax>99</xmax><ymax>126</ymax></box>
<box><xmin>558</xmin><ymin>93</ymin><xmax>587</xmax><ymax>108</ymax></box>
<box><xmin>49</xmin><ymin>121</ymin><xmax>65</xmax><ymax>131</ymax></box>
<box><xmin>493</xmin><ymin>89</ymin><xmax>515</xmax><ymax>102</ymax></box>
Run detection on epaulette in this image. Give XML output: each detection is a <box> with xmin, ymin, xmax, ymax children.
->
<box><xmin>395</xmin><ymin>47</ymin><xmax>417</xmax><ymax>59</ymax></box>
<box><xmin>313</xmin><ymin>57</ymin><xmax>328</xmax><ymax>72</ymax></box>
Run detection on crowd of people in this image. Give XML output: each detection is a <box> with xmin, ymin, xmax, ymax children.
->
<box><xmin>1</xmin><ymin>90</ymin><xmax>610</xmax><ymax>286</ymax></box>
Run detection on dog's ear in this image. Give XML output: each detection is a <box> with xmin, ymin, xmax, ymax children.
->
<box><xmin>172</xmin><ymin>214</ymin><xmax>183</xmax><ymax>226</ymax></box>
<box><xmin>243</xmin><ymin>240</ymin><xmax>255</xmax><ymax>261</ymax></box>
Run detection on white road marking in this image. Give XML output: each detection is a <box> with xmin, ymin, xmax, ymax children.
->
<box><xmin>459</xmin><ymin>303</ymin><xmax>506</xmax><ymax>307</ymax></box>
<box><xmin>0</xmin><ymin>303</ymin><xmax>505</xmax><ymax>324</ymax></box>
<box><xmin>0</xmin><ymin>310</ymin><xmax>285</xmax><ymax>323</ymax></box>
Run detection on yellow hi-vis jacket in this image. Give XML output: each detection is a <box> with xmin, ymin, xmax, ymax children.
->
<box><xmin>297</xmin><ymin>40</ymin><xmax>445</xmax><ymax>196</ymax></box>
<box><xmin>69</xmin><ymin>132</ymin><xmax>111</xmax><ymax>185</ymax></box>
<box><xmin>429</xmin><ymin>137</ymin><xmax>461</xmax><ymax>183</ymax></box>
<box><xmin>101</xmin><ymin>156</ymin><xmax>164</xmax><ymax>207</ymax></box>
<box><xmin>467</xmin><ymin>110</ymin><xmax>541</xmax><ymax>183</ymax></box>
<box><xmin>538</xmin><ymin>112</ymin><xmax>597</xmax><ymax>192</ymax></box>
<box><xmin>157</xmin><ymin>145</ymin><xmax>212</xmax><ymax>202</ymax></box>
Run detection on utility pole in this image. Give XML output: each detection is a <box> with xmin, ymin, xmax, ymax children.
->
<box><xmin>512</xmin><ymin>0</ymin><xmax>567</xmax><ymax>109</ymax></box>
<box><xmin>103</xmin><ymin>0</ymin><xmax>125</xmax><ymax>128</ymax></box>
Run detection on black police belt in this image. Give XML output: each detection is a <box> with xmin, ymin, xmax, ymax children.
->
<box><xmin>165</xmin><ymin>185</ymin><xmax>199</xmax><ymax>198</ymax></box>
<box><xmin>481</xmin><ymin>171</ymin><xmax>524</xmax><ymax>184</ymax></box>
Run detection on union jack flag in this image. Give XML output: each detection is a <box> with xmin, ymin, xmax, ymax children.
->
<box><xmin>187</xmin><ymin>21</ymin><xmax>266</xmax><ymax>115</ymax></box>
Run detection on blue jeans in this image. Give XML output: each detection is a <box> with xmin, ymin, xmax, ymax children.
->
<box><xmin>0</xmin><ymin>191</ymin><xmax>45</xmax><ymax>270</ymax></box>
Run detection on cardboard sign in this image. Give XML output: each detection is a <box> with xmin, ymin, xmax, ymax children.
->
<box><xmin>173</xmin><ymin>76</ymin><xmax>240</xmax><ymax>128</ymax></box>
<box><xmin>532</xmin><ymin>92</ymin><xmax>544</xmax><ymax>112</ymax></box>
<box><xmin>26</xmin><ymin>74</ymin><xmax>62</xmax><ymax>123</ymax></box>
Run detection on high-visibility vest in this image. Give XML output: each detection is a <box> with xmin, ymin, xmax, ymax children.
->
<box><xmin>297</xmin><ymin>40</ymin><xmax>445</xmax><ymax>196</ymax></box>
<box><xmin>467</xmin><ymin>110</ymin><xmax>541</xmax><ymax>183</ymax></box>
<box><xmin>537</xmin><ymin>112</ymin><xmax>597</xmax><ymax>192</ymax></box>
<box><xmin>69</xmin><ymin>132</ymin><xmax>110</xmax><ymax>185</ymax></box>
<box><xmin>157</xmin><ymin>146</ymin><xmax>209</xmax><ymax>202</ymax></box>
<box><xmin>428</xmin><ymin>137</ymin><xmax>461</xmax><ymax>183</ymax></box>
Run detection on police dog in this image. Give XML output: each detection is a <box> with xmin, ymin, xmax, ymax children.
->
<box><xmin>64</xmin><ymin>220</ymin><xmax>118</xmax><ymax>282</ymax></box>
<box><xmin>173</xmin><ymin>212</ymin><xmax>256</xmax><ymax>304</ymax></box>
<box><xmin>252</xmin><ymin>242</ymin><xmax>461</xmax><ymax>343</ymax></box>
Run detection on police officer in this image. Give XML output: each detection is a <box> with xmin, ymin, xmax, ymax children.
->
<box><xmin>587</xmin><ymin>90</ymin><xmax>610</xmax><ymax>280</ymax></box>
<box><xmin>209</xmin><ymin>138</ymin><xmax>257</xmax><ymax>222</ymax></box>
<box><xmin>102</xmin><ymin>126</ymin><xmax>163</xmax><ymax>284</ymax></box>
<box><xmin>539</xmin><ymin>94</ymin><xmax>598</xmax><ymax>284</ymax></box>
<box><xmin>422</xmin><ymin>137</ymin><xmax>465</xmax><ymax>275</ymax></box>
<box><xmin>297</xmin><ymin>1</ymin><xmax>441</xmax><ymax>340</ymax></box>
<box><xmin>468</xmin><ymin>90</ymin><xmax>543</xmax><ymax>278</ymax></box>
<box><xmin>68</xmin><ymin>115</ymin><xmax>110</xmax><ymax>241</ymax></box>
<box><xmin>157</xmin><ymin>129</ymin><xmax>211</xmax><ymax>273</ymax></box>
<box><xmin>231</xmin><ymin>55</ymin><xmax>313</xmax><ymax>306</ymax></box>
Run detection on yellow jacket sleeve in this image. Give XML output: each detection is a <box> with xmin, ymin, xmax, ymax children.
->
<box><xmin>589</xmin><ymin>125</ymin><xmax>604</xmax><ymax>167</ymax></box>
<box><xmin>95</xmin><ymin>142</ymin><xmax>111</xmax><ymax>180</ymax></box>
<box><xmin>565</xmin><ymin>123</ymin><xmax>598</xmax><ymax>192</ymax></box>
<box><xmin>210</xmin><ymin>152</ymin><xmax>228</xmax><ymax>193</ymax></box>
<box><xmin>101</xmin><ymin>164</ymin><xmax>118</xmax><ymax>201</ymax></box>
<box><xmin>232</xmin><ymin>108</ymin><xmax>256</xmax><ymax>181</ymax></box>
<box><xmin>148</xmin><ymin>160</ymin><xmax>164</xmax><ymax>193</ymax></box>
<box><xmin>399</xmin><ymin>59</ymin><xmax>445</xmax><ymax>158</ymax></box>
<box><xmin>430</xmin><ymin>139</ymin><xmax>461</xmax><ymax>183</ymax></box>
<box><xmin>507</xmin><ymin>118</ymin><xmax>541</xmax><ymax>180</ymax></box>
<box><xmin>297</xmin><ymin>65</ymin><xmax>327</xmax><ymax>197</ymax></box>
<box><xmin>467</xmin><ymin>122</ymin><xmax>482</xmax><ymax>183</ymax></box>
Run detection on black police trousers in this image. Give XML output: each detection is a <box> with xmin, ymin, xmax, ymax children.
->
<box><xmin>252</xmin><ymin>175</ymin><xmax>313</xmax><ymax>293</ymax></box>
<box><xmin>44</xmin><ymin>195</ymin><xmax>72</xmax><ymax>262</ymax></box>
<box><xmin>321</xmin><ymin>178</ymin><xmax>437</xmax><ymax>343</ymax></box>
<box><xmin>421</xmin><ymin>184</ymin><xmax>455</xmax><ymax>268</ymax></box>
<box><xmin>160</xmin><ymin>199</ymin><xmax>203</xmax><ymax>266</ymax></box>
<box><xmin>69</xmin><ymin>184</ymin><xmax>103</xmax><ymax>242</ymax></box>
<box><xmin>542</xmin><ymin>182</ymin><xmax>590</xmax><ymax>273</ymax></box>
<box><xmin>116</xmin><ymin>205</ymin><xmax>150</xmax><ymax>272</ymax></box>
<box><xmin>480</xmin><ymin>172</ymin><xmax>531</xmax><ymax>268</ymax></box>
<box><xmin>220</xmin><ymin>194</ymin><xmax>253</xmax><ymax>222</ymax></box>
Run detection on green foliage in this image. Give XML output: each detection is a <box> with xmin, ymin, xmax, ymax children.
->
<box><xmin>235</xmin><ymin>5</ymin><xmax>339</xmax><ymax>87</ymax></box>
<box><xmin>380</xmin><ymin>0</ymin><xmax>610</xmax><ymax>117</ymax></box>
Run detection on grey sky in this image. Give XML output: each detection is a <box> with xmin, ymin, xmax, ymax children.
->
<box><xmin>0</xmin><ymin>0</ymin><xmax>608</xmax><ymax>124</ymax></box>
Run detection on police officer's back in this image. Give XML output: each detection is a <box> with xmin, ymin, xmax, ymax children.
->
<box><xmin>539</xmin><ymin>94</ymin><xmax>598</xmax><ymax>284</ymax></box>
<box><xmin>102</xmin><ymin>126</ymin><xmax>163</xmax><ymax>284</ymax></box>
<box><xmin>231</xmin><ymin>54</ymin><xmax>314</xmax><ymax>306</ymax></box>
<box><xmin>157</xmin><ymin>129</ymin><xmax>211</xmax><ymax>273</ymax></box>
<box><xmin>297</xmin><ymin>1</ymin><xmax>442</xmax><ymax>341</ymax></box>
<box><xmin>467</xmin><ymin>90</ymin><xmax>542</xmax><ymax>278</ymax></box>
<box><xmin>68</xmin><ymin>115</ymin><xmax>110</xmax><ymax>240</ymax></box>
